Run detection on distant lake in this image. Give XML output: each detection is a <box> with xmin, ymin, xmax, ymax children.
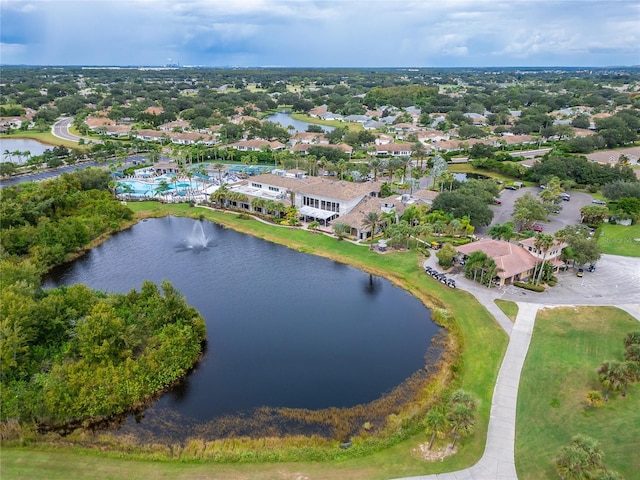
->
<box><xmin>43</xmin><ymin>216</ymin><xmax>441</xmax><ymax>441</ymax></box>
<box><xmin>265</xmin><ymin>111</ymin><xmax>334</xmax><ymax>133</ymax></box>
<box><xmin>0</xmin><ymin>138</ymin><xmax>52</xmax><ymax>163</ymax></box>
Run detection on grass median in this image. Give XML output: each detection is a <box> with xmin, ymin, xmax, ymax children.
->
<box><xmin>515</xmin><ymin>306</ymin><xmax>640</xmax><ymax>479</ymax></box>
<box><xmin>2</xmin><ymin>202</ymin><xmax>509</xmax><ymax>479</ymax></box>
<box><xmin>597</xmin><ymin>223</ymin><xmax>640</xmax><ymax>257</ymax></box>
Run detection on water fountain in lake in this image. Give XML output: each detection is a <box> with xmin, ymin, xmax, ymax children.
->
<box><xmin>178</xmin><ymin>221</ymin><xmax>213</xmax><ymax>251</ymax></box>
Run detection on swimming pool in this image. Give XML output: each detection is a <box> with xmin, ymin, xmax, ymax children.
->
<box><xmin>117</xmin><ymin>179</ymin><xmax>198</xmax><ymax>197</ymax></box>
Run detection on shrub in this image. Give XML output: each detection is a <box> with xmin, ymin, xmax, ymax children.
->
<box><xmin>514</xmin><ymin>281</ymin><xmax>545</xmax><ymax>292</ymax></box>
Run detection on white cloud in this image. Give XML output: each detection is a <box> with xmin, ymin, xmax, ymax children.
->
<box><xmin>1</xmin><ymin>0</ymin><xmax>638</xmax><ymax>66</ymax></box>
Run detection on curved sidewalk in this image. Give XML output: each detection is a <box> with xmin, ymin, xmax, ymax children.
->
<box><xmin>393</xmin><ymin>302</ymin><xmax>540</xmax><ymax>480</ymax></box>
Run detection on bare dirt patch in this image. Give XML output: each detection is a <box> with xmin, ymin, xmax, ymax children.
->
<box><xmin>412</xmin><ymin>442</ymin><xmax>457</xmax><ymax>462</ymax></box>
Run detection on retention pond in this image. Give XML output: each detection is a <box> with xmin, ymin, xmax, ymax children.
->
<box><xmin>43</xmin><ymin>216</ymin><xmax>442</xmax><ymax>442</ymax></box>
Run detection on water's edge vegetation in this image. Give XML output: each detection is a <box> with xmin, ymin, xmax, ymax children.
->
<box><xmin>1</xmin><ymin>174</ymin><xmax>508</xmax><ymax>473</ymax></box>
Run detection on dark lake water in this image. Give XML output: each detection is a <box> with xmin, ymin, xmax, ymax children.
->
<box><xmin>43</xmin><ymin>216</ymin><xmax>439</xmax><ymax>440</ymax></box>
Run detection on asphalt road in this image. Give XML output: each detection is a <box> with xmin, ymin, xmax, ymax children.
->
<box><xmin>478</xmin><ymin>186</ymin><xmax>596</xmax><ymax>236</ymax></box>
<box><xmin>51</xmin><ymin>117</ymin><xmax>97</xmax><ymax>144</ymax></box>
<box><xmin>51</xmin><ymin>117</ymin><xmax>81</xmax><ymax>142</ymax></box>
<box><xmin>0</xmin><ymin>161</ymin><xmax>102</xmax><ymax>188</ymax></box>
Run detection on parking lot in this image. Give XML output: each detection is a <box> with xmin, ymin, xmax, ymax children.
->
<box><xmin>497</xmin><ymin>254</ymin><xmax>640</xmax><ymax>305</ymax></box>
<box><xmin>478</xmin><ymin>186</ymin><xmax>596</xmax><ymax>236</ymax></box>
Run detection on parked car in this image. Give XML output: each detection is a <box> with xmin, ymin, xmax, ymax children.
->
<box><xmin>577</xmin><ymin>268</ymin><xmax>584</xmax><ymax>277</ymax></box>
<box><xmin>504</xmin><ymin>185</ymin><xmax>518</xmax><ymax>190</ymax></box>
<box><xmin>592</xmin><ymin>199</ymin><xmax>606</xmax><ymax>205</ymax></box>
<box><xmin>559</xmin><ymin>193</ymin><xmax>571</xmax><ymax>201</ymax></box>
<box><xmin>532</xmin><ymin>224</ymin><xmax>544</xmax><ymax>232</ymax></box>
<box><xmin>493</xmin><ymin>197</ymin><xmax>502</xmax><ymax>205</ymax></box>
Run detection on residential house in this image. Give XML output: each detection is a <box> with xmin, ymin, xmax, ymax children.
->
<box><xmin>291</xmin><ymin>143</ymin><xmax>353</xmax><ymax>156</ymax></box>
<box><xmin>374</xmin><ymin>134</ymin><xmax>394</xmax><ymax>145</ymax></box>
<box><xmin>308</xmin><ymin>105</ymin><xmax>328</xmax><ymax>118</ymax></box>
<box><xmin>159</xmin><ymin>120</ymin><xmax>191</xmax><ymax>131</ymax></box>
<box><xmin>289</xmin><ymin>132</ymin><xmax>327</xmax><ymax>146</ymax></box>
<box><xmin>85</xmin><ymin>116</ymin><xmax>115</xmax><ymax>130</ymax></box>
<box><xmin>136</xmin><ymin>129</ymin><xmax>166</xmax><ymax>142</ymax></box>
<box><xmin>363</xmin><ymin>120</ymin><xmax>385</xmax><ymax>130</ymax></box>
<box><xmin>228</xmin><ymin>139</ymin><xmax>286</xmax><ymax>152</ymax></box>
<box><xmin>344</xmin><ymin>114</ymin><xmax>370</xmax><ymax>123</ymax></box>
<box><xmin>319</xmin><ymin>112</ymin><xmax>343</xmax><ymax>121</ymax></box>
<box><xmin>374</xmin><ymin>143</ymin><xmax>413</xmax><ymax>156</ymax></box>
<box><xmin>103</xmin><ymin>125</ymin><xmax>132</xmax><ymax>138</ymax></box>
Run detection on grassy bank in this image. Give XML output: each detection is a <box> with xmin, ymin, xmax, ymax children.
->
<box><xmin>289</xmin><ymin>113</ymin><xmax>363</xmax><ymax>132</ymax></box>
<box><xmin>2</xmin><ymin>202</ymin><xmax>508</xmax><ymax>479</ymax></box>
<box><xmin>515</xmin><ymin>306</ymin><xmax>640</xmax><ymax>479</ymax></box>
<box><xmin>0</xmin><ymin>131</ymin><xmax>84</xmax><ymax>151</ymax></box>
<box><xmin>597</xmin><ymin>223</ymin><xmax>640</xmax><ymax>257</ymax></box>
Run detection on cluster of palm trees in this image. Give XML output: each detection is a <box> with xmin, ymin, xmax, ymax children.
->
<box><xmin>555</xmin><ymin>434</ymin><xmax>621</xmax><ymax>480</ymax></box>
<box><xmin>424</xmin><ymin>389</ymin><xmax>477</xmax><ymax>451</ymax></box>
<box><xmin>597</xmin><ymin>330</ymin><xmax>640</xmax><ymax>402</ymax></box>
<box><xmin>2</xmin><ymin>149</ymin><xmax>31</xmax><ymax>164</ymax></box>
<box><xmin>462</xmin><ymin>251</ymin><xmax>503</xmax><ymax>288</ymax></box>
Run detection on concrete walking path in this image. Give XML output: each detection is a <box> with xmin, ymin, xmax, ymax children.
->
<box><xmin>393</xmin><ymin>302</ymin><xmax>541</xmax><ymax>480</ymax></box>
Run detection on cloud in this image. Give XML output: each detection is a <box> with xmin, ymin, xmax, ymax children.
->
<box><xmin>1</xmin><ymin>0</ymin><xmax>638</xmax><ymax>66</ymax></box>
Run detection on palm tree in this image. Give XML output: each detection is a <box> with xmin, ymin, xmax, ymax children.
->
<box><xmin>210</xmin><ymin>184</ymin><xmax>229</xmax><ymax>209</ymax></box>
<box><xmin>362</xmin><ymin>211</ymin><xmax>381</xmax><ymax>250</ymax></box>
<box><xmin>424</xmin><ymin>407</ymin><xmax>448</xmax><ymax>450</ymax></box>
<box><xmin>213</xmin><ymin>162</ymin><xmax>225</xmax><ymax>184</ymax></box>
<box><xmin>448</xmin><ymin>403</ymin><xmax>475</xmax><ymax>448</ymax></box>
<box><xmin>3</xmin><ymin>150</ymin><xmax>12</xmax><ymax>162</ymax></box>
<box><xmin>534</xmin><ymin>233</ymin><xmax>555</xmax><ymax>285</ymax></box>
<box><xmin>154</xmin><ymin>179</ymin><xmax>170</xmax><ymax>197</ymax></box>
<box><xmin>556</xmin><ymin>444</ymin><xmax>591</xmax><ymax>480</ymax></box>
<box><xmin>586</xmin><ymin>390</ymin><xmax>603</xmax><ymax>408</ymax></box>
<box><xmin>488</xmin><ymin>222</ymin><xmax>515</xmax><ymax>241</ymax></box>
<box><xmin>333</xmin><ymin>222</ymin><xmax>349</xmax><ymax>241</ymax></box>
<box><xmin>369</xmin><ymin>157</ymin><xmax>381</xmax><ymax>181</ymax></box>
<box><xmin>598</xmin><ymin>360</ymin><xmax>625</xmax><ymax>401</ymax></box>
<box><xmin>447</xmin><ymin>389</ymin><xmax>477</xmax><ymax>449</ymax></box>
<box><xmin>398</xmin><ymin>155</ymin><xmax>411</xmax><ymax>183</ymax></box>
<box><xmin>251</xmin><ymin>197</ymin><xmax>266</xmax><ymax>214</ymax></box>
<box><xmin>463</xmin><ymin>250</ymin><xmax>489</xmax><ymax>283</ymax></box>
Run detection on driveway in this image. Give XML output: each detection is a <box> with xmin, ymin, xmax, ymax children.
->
<box><xmin>478</xmin><ymin>187</ymin><xmax>595</xmax><ymax>236</ymax></box>
<box><xmin>497</xmin><ymin>254</ymin><xmax>640</xmax><ymax>306</ymax></box>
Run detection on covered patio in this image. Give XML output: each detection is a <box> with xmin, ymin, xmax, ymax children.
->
<box><xmin>299</xmin><ymin>206</ymin><xmax>338</xmax><ymax>225</ymax></box>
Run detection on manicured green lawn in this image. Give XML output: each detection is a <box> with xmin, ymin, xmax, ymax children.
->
<box><xmin>597</xmin><ymin>223</ymin><xmax>640</xmax><ymax>257</ymax></box>
<box><xmin>290</xmin><ymin>112</ymin><xmax>363</xmax><ymax>132</ymax></box>
<box><xmin>515</xmin><ymin>306</ymin><xmax>640</xmax><ymax>480</ymax></box>
<box><xmin>494</xmin><ymin>299</ymin><xmax>518</xmax><ymax>322</ymax></box>
<box><xmin>1</xmin><ymin>202</ymin><xmax>509</xmax><ymax>479</ymax></box>
<box><xmin>0</xmin><ymin>131</ymin><xmax>83</xmax><ymax>150</ymax></box>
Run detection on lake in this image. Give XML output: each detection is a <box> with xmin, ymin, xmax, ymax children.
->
<box><xmin>0</xmin><ymin>138</ymin><xmax>52</xmax><ymax>163</ymax></box>
<box><xmin>43</xmin><ymin>216</ymin><xmax>441</xmax><ymax>441</ymax></box>
<box><xmin>265</xmin><ymin>111</ymin><xmax>334</xmax><ymax>133</ymax></box>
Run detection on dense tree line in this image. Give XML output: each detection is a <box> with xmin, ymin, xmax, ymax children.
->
<box><xmin>0</xmin><ymin>170</ymin><xmax>132</xmax><ymax>267</ymax></box>
<box><xmin>1</xmin><ymin>278</ymin><xmax>206</xmax><ymax>425</ymax></box>
<box><xmin>0</xmin><ymin>169</ymin><xmax>207</xmax><ymax>426</ymax></box>
<box><xmin>527</xmin><ymin>154</ymin><xmax>637</xmax><ymax>186</ymax></box>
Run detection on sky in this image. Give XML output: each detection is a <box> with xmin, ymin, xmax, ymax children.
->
<box><xmin>1</xmin><ymin>0</ymin><xmax>639</xmax><ymax>68</ymax></box>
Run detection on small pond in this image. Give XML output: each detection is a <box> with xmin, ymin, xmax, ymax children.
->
<box><xmin>265</xmin><ymin>111</ymin><xmax>334</xmax><ymax>133</ymax></box>
<box><xmin>0</xmin><ymin>138</ymin><xmax>53</xmax><ymax>163</ymax></box>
